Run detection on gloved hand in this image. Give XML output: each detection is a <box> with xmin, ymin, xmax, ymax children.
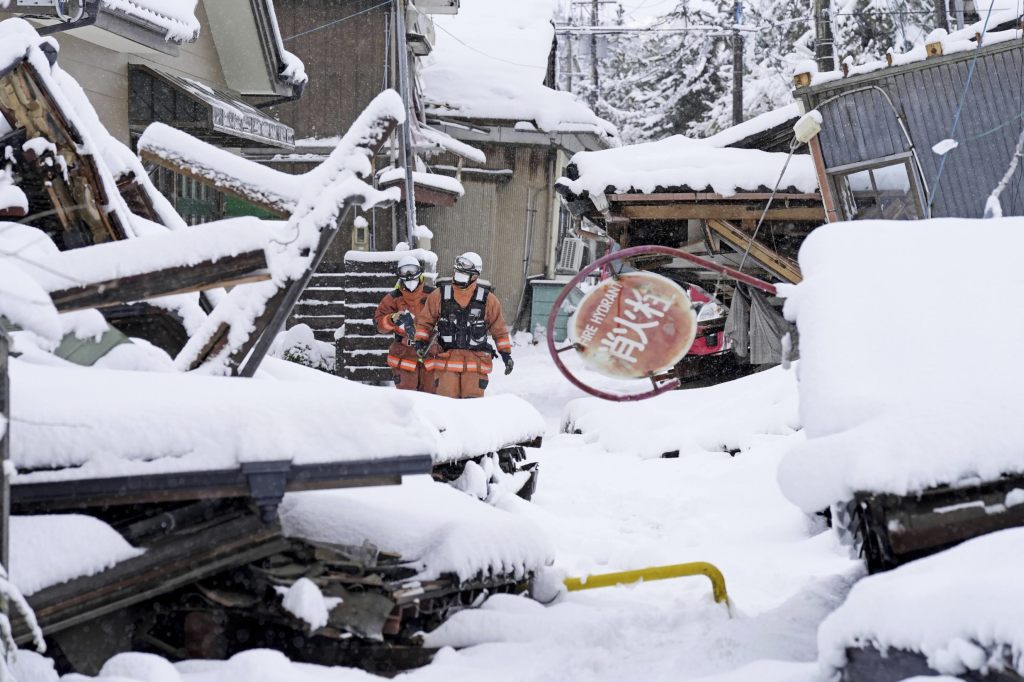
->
<box><xmin>415</xmin><ymin>340</ymin><xmax>429</xmax><ymax>358</ymax></box>
<box><xmin>389</xmin><ymin>312</ymin><xmax>403</xmax><ymax>323</ymax></box>
<box><xmin>500</xmin><ymin>352</ymin><xmax>514</xmax><ymax>375</ymax></box>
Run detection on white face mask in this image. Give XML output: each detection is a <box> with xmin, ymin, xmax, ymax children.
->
<box><xmin>453</xmin><ymin>271</ymin><xmax>472</xmax><ymax>285</ymax></box>
<box><xmin>402</xmin><ymin>278</ymin><xmax>420</xmax><ymax>291</ymax></box>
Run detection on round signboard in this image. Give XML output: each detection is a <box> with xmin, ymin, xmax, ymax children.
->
<box><xmin>571</xmin><ymin>272</ymin><xmax>696</xmax><ymax>380</ymax></box>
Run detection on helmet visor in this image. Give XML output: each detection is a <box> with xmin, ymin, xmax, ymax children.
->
<box><xmin>398</xmin><ymin>264</ymin><xmax>422</xmax><ymax>279</ymax></box>
<box><xmin>454</xmin><ymin>256</ymin><xmax>479</xmax><ymax>275</ymax></box>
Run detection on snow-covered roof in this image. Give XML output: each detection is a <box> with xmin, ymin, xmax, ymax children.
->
<box><xmin>796</xmin><ymin>6</ymin><xmax>1024</xmax><ymax>88</ymax></box>
<box><xmin>704</xmin><ymin>103</ymin><xmax>801</xmax><ymax>149</ymax></box>
<box><xmin>281</xmin><ymin>475</ymin><xmax>553</xmax><ymax>582</ymax></box>
<box><xmin>778</xmin><ymin>218</ymin><xmax>1024</xmax><ymax>511</ymax></box>
<box><xmin>557</xmin><ymin>136</ymin><xmax>818</xmax><ymax>198</ymax></box>
<box><xmin>100</xmin><ymin>0</ymin><xmax>200</xmax><ymax>43</ymax></box>
<box><xmin>378</xmin><ymin>167</ymin><xmax>465</xmax><ymax>196</ymax></box>
<box><xmin>817</xmin><ymin>527</ymin><xmax>1024</xmax><ymax>679</ymax></box>
<box><xmin>420</xmin><ymin>0</ymin><xmax>616</xmax><ymax>138</ymax></box>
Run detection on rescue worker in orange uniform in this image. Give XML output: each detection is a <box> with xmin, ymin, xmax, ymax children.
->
<box><xmin>374</xmin><ymin>255</ymin><xmax>436</xmax><ymax>392</ymax></box>
<box><xmin>414</xmin><ymin>252</ymin><xmax>513</xmax><ymax>399</ymax></box>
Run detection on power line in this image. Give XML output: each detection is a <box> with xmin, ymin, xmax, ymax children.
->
<box><xmin>283</xmin><ymin>0</ymin><xmax>393</xmax><ymax>42</ymax></box>
<box><xmin>927</xmin><ymin>0</ymin><xmax>1001</xmax><ymax>214</ymax></box>
<box><xmin>429</xmin><ymin>16</ymin><xmax>546</xmax><ymax>69</ymax></box>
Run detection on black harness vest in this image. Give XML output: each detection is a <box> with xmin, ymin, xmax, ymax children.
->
<box><xmin>437</xmin><ymin>284</ymin><xmax>491</xmax><ymax>352</ymax></box>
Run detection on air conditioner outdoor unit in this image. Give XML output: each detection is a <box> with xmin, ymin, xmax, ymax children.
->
<box><xmin>558</xmin><ymin>237</ymin><xmax>585</xmax><ymax>273</ymax></box>
<box><xmin>416</xmin><ymin>0</ymin><xmax>459</xmax><ymax>14</ymax></box>
<box><xmin>406</xmin><ymin>7</ymin><xmax>436</xmax><ymax>56</ymax></box>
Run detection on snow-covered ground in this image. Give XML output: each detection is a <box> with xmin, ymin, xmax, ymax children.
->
<box><xmin>46</xmin><ymin>342</ymin><xmax>864</xmax><ymax>682</ymax></box>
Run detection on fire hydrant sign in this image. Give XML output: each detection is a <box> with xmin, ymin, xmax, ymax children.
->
<box><xmin>572</xmin><ymin>272</ymin><xmax>696</xmax><ymax>380</ymax></box>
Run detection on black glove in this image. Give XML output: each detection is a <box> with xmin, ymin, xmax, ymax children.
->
<box><xmin>415</xmin><ymin>340</ymin><xmax>429</xmax><ymax>358</ymax></box>
<box><xmin>500</xmin><ymin>352</ymin><xmax>514</xmax><ymax>375</ymax></box>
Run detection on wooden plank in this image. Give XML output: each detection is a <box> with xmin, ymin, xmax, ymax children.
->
<box><xmin>140</xmin><ymin>148</ymin><xmax>292</xmax><ymax>218</ymax></box>
<box><xmin>15</xmin><ymin>512</ymin><xmax>287</xmax><ymax>643</ymax></box>
<box><xmin>706</xmin><ymin>219</ymin><xmax>803</xmax><ymax>283</ymax></box>
<box><xmin>0</xmin><ymin>60</ymin><xmax>127</xmax><ymax>245</ymax></box>
<box><xmin>608</xmin><ymin>191</ymin><xmax>821</xmax><ymax>203</ymax></box>
<box><xmin>48</xmin><ymin>251</ymin><xmax>270</xmax><ymax>313</ymax></box>
<box><xmin>0</xmin><ymin>329</ymin><xmax>9</xmax><ymax>572</ymax></box>
<box><xmin>619</xmin><ymin>203</ymin><xmax>825</xmax><ymax>222</ymax></box>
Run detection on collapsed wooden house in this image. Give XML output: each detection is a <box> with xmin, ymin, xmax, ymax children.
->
<box><xmin>0</xmin><ymin>21</ymin><xmax>548</xmax><ymax>676</ymax></box>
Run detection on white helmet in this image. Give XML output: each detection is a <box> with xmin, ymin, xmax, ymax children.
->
<box><xmin>454</xmin><ymin>251</ymin><xmax>483</xmax><ymax>275</ymax></box>
<box><xmin>397</xmin><ymin>254</ymin><xmax>422</xmax><ymax>291</ymax></box>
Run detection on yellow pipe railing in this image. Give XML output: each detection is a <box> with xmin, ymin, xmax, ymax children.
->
<box><xmin>563</xmin><ymin>561</ymin><xmax>730</xmax><ymax>606</ymax></box>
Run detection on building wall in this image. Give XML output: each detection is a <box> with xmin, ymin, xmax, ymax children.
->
<box><xmin>799</xmin><ymin>41</ymin><xmax>1024</xmax><ymax>218</ymax></box>
<box><xmin>271</xmin><ymin>0</ymin><xmax>391</xmax><ymax>140</ymax></box>
<box><xmin>419</xmin><ymin>144</ymin><xmax>557</xmax><ymax>324</ymax></box>
<box><xmin>0</xmin><ymin>2</ymin><xmax>227</xmax><ymax>144</ymax></box>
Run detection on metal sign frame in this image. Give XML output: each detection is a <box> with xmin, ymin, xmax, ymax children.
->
<box><xmin>545</xmin><ymin>244</ymin><xmax>779</xmax><ymax>402</ymax></box>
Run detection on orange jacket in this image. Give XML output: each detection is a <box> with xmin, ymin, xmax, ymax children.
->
<box><xmin>375</xmin><ymin>283</ymin><xmax>434</xmax><ymax>370</ymax></box>
<box><xmin>414</xmin><ymin>282</ymin><xmax>511</xmax><ymax>356</ymax></box>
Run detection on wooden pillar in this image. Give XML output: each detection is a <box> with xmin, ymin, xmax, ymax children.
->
<box><xmin>0</xmin><ymin>328</ymin><xmax>9</xmax><ymax>572</ymax></box>
<box><xmin>809</xmin><ymin>136</ymin><xmax>839</xmax><ymax>223</ymax></box>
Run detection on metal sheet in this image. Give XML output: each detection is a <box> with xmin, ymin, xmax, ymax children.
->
<box><xmin>804</xmin><ymin>42</ymin><xmax>1024</xmax><ymax>219</ymax></box>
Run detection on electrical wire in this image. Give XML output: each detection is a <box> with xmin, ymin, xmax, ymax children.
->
<box><xmin>926</xmin><ymin>0</ymin><xmax>1000</xmax><ymax>214</ymax></box>
<box><xmin>428</xmin><ymin>17</ymin><xmax>546</xmax><ymax>68</ymax></box>
<box><xmin>283</xmin><ymin>0</ymin><xmax>393</xmax><ymax>42</ymax></box>
<box><xmin>737</xmin><ymin>137</ymin><xmax>800</xmax><ymax>274</ymax></box>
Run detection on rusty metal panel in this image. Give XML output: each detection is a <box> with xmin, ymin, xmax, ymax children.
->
<box><xmin>805</xmin><ymin>42</ymin><xmax>1024</xmax><ymax>219</ymax></box>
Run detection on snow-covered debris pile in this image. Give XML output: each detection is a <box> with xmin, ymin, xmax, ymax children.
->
<box><xmin>276</xmin><ymin>578</ymin><xmax>341</xmax><ymax>631</ymax></box>
<box><xmin>101</xmin><ymin>0</ymin><xmax>200</xmax><ymax>43</ymax></box>
<box><xmin>269</xmin><ymin>323</ymin><xmax>335</xmax><ymax>372</ymax></box>
<box><xmin>563</xmin><ymin>366</ymin><xmax>799</xmax><ymax>459</ymax></box>
<box><xmin>281</xmin><ymin>475</ymin><xmax>553</xmax><ymax>582</ymax></box>
<box><xmin>817</xmin><ymin>527</ymin><xmax>1024</xmax><ymax>679</ymax></box>
<box><xmin>10</xmin><ymin>515</ymin><xmax>143</xmax><ymax>596</ymax></box>
<box><xmin>557</xmin><ymin>135</ymin><xmax>818</xmax><ymax>198</ymax></box>
<box><xmin>11</xmin><ymin>357</ymin><xmax>544</xmax><ymax>482</ymax></box>
<box><xmin>421</xmin><ymin>0</ymin><xmax>616</xmax><ymax>138</ymax></box>
<box><xmin>778</xmin><ymin>219</ymin><xmax>1024</xmax><ymax>512</ymax></box>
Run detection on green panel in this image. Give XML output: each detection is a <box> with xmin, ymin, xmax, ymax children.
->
<box><xmin>223</xmin><ymin>195</ymin><xmax>280</xmax><ymax>220</ymax></box>
<box><xmin>55</xmin><ymin>327</ymin><xmax>130</xmax><ymax>366</ymax></box>
<box><xmin>530</xmin><ymin>282</ymin><xmax>576</xmax><ymax>342</ymax></box>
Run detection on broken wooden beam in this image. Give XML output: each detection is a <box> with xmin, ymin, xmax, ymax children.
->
<box><xmin>0</xmin><ymin>58</ymin><xmax>128</xmax><ymax>245</ymax></box>
<box><xmin>48</xmin><ymin>250</ymin><xmax>269</xmax><ymax>313</ymax></box>
<box><xmin>706</xmin><ymin>218</ymin><xmax>803</xmax><ymax>283</ymax></box>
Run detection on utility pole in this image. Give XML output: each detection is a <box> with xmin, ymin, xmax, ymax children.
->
<box><xmin>393</xmin><ymin>0</ymin><xmax>418</xmax><ymax>249</ymax></box>
<box><xmin>814</xmin><ymin>0</ymin><xmax>835</xmax><ymax>71</ymax></box>
<box><xmin>590</xmin><ymin>0</ymin><xmax>600</xmax><ymax>106</ymax></box>
<box><xmin>951</xmin><ymin>0</ymin><xmax>965</xmax><ymax>30</ymax></box>
<box><xmin>565</xmin><ymin>15</ymin><xmax>574</xmax><ymax>92</ymax></box>
<box><xmin>732</xmin><ymin>0</ymin><xmax>743</xmax><ymax>125</ymax></box>
<box><xmin>934</xmin><ymin>0</ymin><xmax>949</xmax><ymax>31</ymax></box>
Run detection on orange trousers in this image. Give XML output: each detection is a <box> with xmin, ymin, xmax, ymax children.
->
<box><xmin>430</xmin><ymin>349</ymin><xmax>492</xmax><ymax>399</ymax></box>
<box><xmin>394</xmin><ymin>364</ymin><xmax>435</xmax><ymax>393</ymax></box>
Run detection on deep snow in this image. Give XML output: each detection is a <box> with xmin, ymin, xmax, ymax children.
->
<box><xmin>58</xmin><ymin>342</ymin><xmax>863</xmax><ymax>682</ymax></box>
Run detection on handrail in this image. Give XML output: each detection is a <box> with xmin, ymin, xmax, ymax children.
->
<box><xmin>564</xmin><ymin>561</ymin><xmax>730</xmax><ymax>607</ymax></box>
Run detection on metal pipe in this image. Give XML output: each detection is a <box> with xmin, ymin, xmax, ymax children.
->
<box><xmin>393</xmin><ymin>0</ymin><xmax>418</xmax><ymax>248</ymax></box>
<box><xmin>564</xmin><ymin>561</ymin><xmax>730</xmax><ymax>606</ymax></box>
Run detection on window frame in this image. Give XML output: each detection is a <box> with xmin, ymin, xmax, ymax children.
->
<box><xmin>825</xmin><ymin>152</ymin><xmax>926</xmax><ymax>222</ymax></box>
